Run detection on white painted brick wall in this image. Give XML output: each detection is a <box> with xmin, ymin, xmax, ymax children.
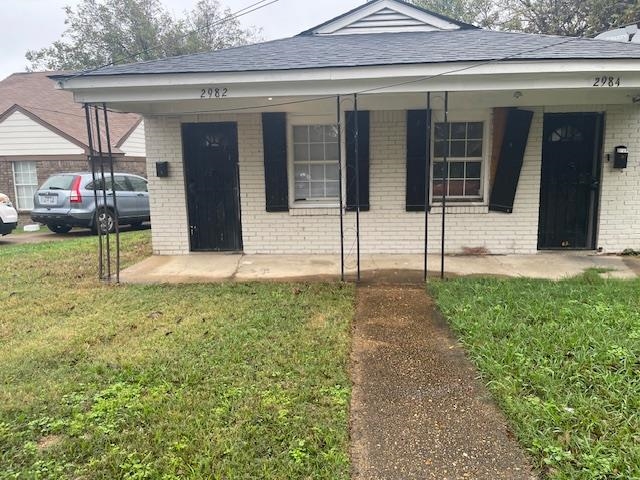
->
<box><xmin>143</xmin><ymin>105</ymin><xmax>640</xmax><ymax>256</ymax></box>
<box><xmin>599</xmin><ymin>105</ymin><xmax>640</xmax><ymax>252</ymax></box>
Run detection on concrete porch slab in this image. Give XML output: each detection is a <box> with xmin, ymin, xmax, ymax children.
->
<box><xmin>120</xmin><ymin>252</ymin><xmax>637</xmax><ymax>284</ymax></box>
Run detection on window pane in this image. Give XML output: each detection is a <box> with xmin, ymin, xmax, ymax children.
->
<box><xmin>292</xmin><ymin>124</ymin><xmax>341</xmax><ymax>202</ymax></box>
<box><xmin>433</xmin><ymin>162</ymin><xmax>445</xmax><ymax>179</ymax></box>
<box><xmin>293</xmin><ymin>126</ymin><xmax>308</xmax><ymax>143</ymax></box>
<box><xmin>432</xmin><ymin>181</ymin><xmax>445</xmax><ymax>197</ymax></box>
<box><xmin>450</xmin><ymin>141</ymin><xmax>466</xmax><ymax>157</ymax></box>
<box><xmin>294</xmin><ymin>164</ymin><xmax>309</xmax><ymax>180</ymax></box>
<box><xmin>325</xmin><ymin>125</ymin><xmax>338</xmax><ymax>141</ymax></box>
<box><xmin>309</xmin><ymin>144</ymin><xmax>324</xmax><ymax>161</ymax></box>
<box><xmin>467</xmin><ymin>122</ymin><xmax>483</xmax><ymax>139</ymax></box>
<box><xmin>325</xmin><ymin>142</ymin><xmax>339</xmax><ymax>160</ymax></box>
<box><xmin>451</xmin><ymin>122</ymin><xmax>466</xmax><ymax>139</ymax></box>
<box><xmin>295</xmin><ymin>182</ymin><xmax>309</xmax><ymax>200</ymax></box>
<box><xmin>309</xmin><ymin>125</ymin><xmax>324</xmax><ymax>142</ymax></box>
<box><xmin>449</xmin><ymin>162</ymin><xmax>465</xmax><ymax>178</ymax></box>
<box><xmin>326</xmin><ymin>181</ymin><xmax>339</xmax><ymax>197</ymax></box>
<box><xmin>310</xmin><ymin>164</ymin><xmax>325</xmax><ymax>181</ymax></box>
<box><xmin>434</xmin><ymin>141</ymin><xmax>448</xmax><ymax>157</ymax></box>
<box><xmin>465</xmin><ymin>180</ymin><xmax>481</xmax><ymax>197</ymax></box>
<box><xmin>467</xmin><ymin>140</ymin><xmax>483</xmax><ymax>157</ymax></box>
<box><xmin>294</xmin><ymin>144</ymin><xmax>309</xmax><ymax>161</ymax></box>
<box><xmin>13</xmin><ymin>161</ymin><xmax>38</xmax><ymax>210</ymax></box>
<box><xmin>449</xmin><ymin>180</ymin><xmax>464</xmax><ymax>196</ymax></box>
<box><xmin>325</xmin><ymin>164</ymin><xmax>339</xmax><ymax>181</ymax></box>
<box><xmin>434</xmin><ymin>123</ymin><xmax>448</xmax><ymax>141</ymax></box>
<box><xmin>466</xmin><ymin>162</ymin><xmax>482</xmax><ymax>178</ymax></box>
<box><xmin>310</xmin><ymin>182</ymin><xmax>325</xmax><ymax>197</ymax></box>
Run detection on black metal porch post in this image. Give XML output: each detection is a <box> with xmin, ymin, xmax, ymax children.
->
<box><xmin>84</xmin><ymin>104</ymin><xmax>103</xmax><ymax>279</ymax></box>
<box><xmin>353</xmin><ymin>93</ymin><xmax>361</xmax><ymax>282</ymax></box>
<box><xmin>424</xmin><ymin>92</ymin><xmax>432</xmax><ymax>283</ymax></box>
<box><xmin>441</xmin><ymin>92</ymin><xmax>449</xmax><ymax>280</ymax></box>
<box><xmin>337</xmin><ymin>96</ymin><xmax>345</xmax><ymax>282</ymax></box>
<box><xmin>93</xmin><ymin>105</ymin><xmax>111</xmax><ymax>280</ymax></box>
<box><xmin>102</xmin><ymin>103</ymin><xmax>120</xmax><ymax>283</ymax></box>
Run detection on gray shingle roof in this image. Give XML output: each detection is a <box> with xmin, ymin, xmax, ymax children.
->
<box><xmin>71</xmin><ymin>30</ymin><xmax>640</xmax><ymax>77</ymax></box>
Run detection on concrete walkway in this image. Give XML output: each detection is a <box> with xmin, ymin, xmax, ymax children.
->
<box><xmin>120</xmin><ymin>252</ymin><xmax>637</xmax><ymax>283</ymax></box>
<box><xmin>350</xmin><ymin>284</ymin><xmax>536</xmax><ymax>479</ymax></box>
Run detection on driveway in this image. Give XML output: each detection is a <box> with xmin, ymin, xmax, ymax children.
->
<box><xmin>0</xmin><ymin>224</ymin><xmax>150</xmax><ymax>246</ymax></box>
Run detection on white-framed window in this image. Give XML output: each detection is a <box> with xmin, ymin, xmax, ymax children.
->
<box><xmin>289</xmin><ymin>116</ymin><xmax>342</xmax><ymax>206</ymax></box>
<box><xmin>12</xmin><ymin>161</ymin><xmax>38</xmax><ymax>210</ymax></box>
<box><xmin>431</xmin><ymin>119</ymin><xmax>487</xmax><ymax>202</ymax></box>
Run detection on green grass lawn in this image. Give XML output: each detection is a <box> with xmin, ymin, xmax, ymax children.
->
<box><xmin>430</xmin><ymin>273</ymin><xmax>640</xmax><ymax>480</ymax></box>
<box><xmin>0</xmin><ymin>232</ymin><xmax>354</xmax><ymax>479</ymax></box>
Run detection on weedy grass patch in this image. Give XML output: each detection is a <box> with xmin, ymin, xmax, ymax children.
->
<box><xmin>0</xmin><ymin>231</ymin><xmax>354</xmax><ymax>479</ymax></box>
<box><xmin>430</xmin><ymin>273</ymin><xmax>640</xmax><ymax>480</ymax></box>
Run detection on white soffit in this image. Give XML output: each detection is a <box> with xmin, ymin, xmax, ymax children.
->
<box><xmin>312</xmin><ymin>0</ymin><xmax>462</xmax><ymax>35</ymax></box>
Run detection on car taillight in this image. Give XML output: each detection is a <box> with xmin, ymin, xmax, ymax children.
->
<box><xmin>70</xmin><ymin>176</ymin><xmax>82</xmax><ymax>203</ymax></box>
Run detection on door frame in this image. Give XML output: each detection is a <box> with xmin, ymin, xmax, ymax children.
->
<box><xmin>537</xmin><ymin>112</ymin><xmax>604</xmax><ymax>251</ymax></box>
<box><xmin>181</xmin><ymin>121</ymin><xmax>243</xmax><ymax>253</ymax></box>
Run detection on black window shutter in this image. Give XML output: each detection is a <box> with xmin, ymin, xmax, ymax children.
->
<box><xmin>262</xmin><ymin>112</ymin><xmax>289</xmax><ymax>212</ymax></box>
<box><xmin>406</xmin><ymin>110</ymin><xmax>429</xmax><ymax>212</ymax></box>
<box><xmin>489</xmin><ymin>109</ymin><xmax>534</xmax><ymax>213</ymax></box>
<box><xmin>346</xmin><ymin>111</ymin><xmax>370</xmax><ymax>211</ymax></box>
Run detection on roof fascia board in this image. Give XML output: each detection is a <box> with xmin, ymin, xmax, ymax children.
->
<box><xmin>0</xmin><ymin>104</ymin><xmax>89</xmax><ymax>152</ymax></box>
<box><xmin>59</xmin><ymin>59</ymin><xmax>640</xmax><ymax>91</ymax></box>
<box><xmin>312</xmin><ymin>0</ymin><xmax>461</xmax><ymax>35</ymax></box>
<box><xmin>68</xmin><ymin>71</ymin><xmax>640</xmax><ymax>105</ymax></box>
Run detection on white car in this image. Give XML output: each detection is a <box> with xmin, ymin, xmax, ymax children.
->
<box><xmin>0</xmin><ymin>193</ymin><xmax>18</xmax><ymax>235</ymax></box>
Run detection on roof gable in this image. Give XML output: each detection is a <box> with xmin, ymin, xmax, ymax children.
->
<box><xmin>300</xmin><ymin>0</ymin><xmax>475</xmax><ymax>36</ymax></box>
<box><xmin>0</xmin><ymin>71</ymin><xmax>141</xmax><ymax>151</ymax></box>
<box><xmin>0</xmin><ymin>107</ymin><xmax>85</xmax><ymax>156</ymax></box>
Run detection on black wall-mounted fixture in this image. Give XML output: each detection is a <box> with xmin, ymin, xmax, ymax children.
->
<box><xmin>156</xmin><ymin>161</ymin><xmax>169</xmax><ymax>177</ymax></box>
<box><xmin>613</xmin><ymin>145</ymin><xmax>628</xmax><ymax>169</ymax></box>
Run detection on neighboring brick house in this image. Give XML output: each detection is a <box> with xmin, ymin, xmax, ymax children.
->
<box><xmin>57</xmin><ymin>0</ymin><xmax>640</xmax><ymax>255</ymax></box>
<box><xmin>0</xmin><ymin>71</ymin><xmax>146</xmax><ymax>219</ymax></box>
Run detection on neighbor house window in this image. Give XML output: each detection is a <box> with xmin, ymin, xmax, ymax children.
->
<box><xmin>293</xmin><ymin>125</ymin><xmax>340</xmax><ymax>202</ymax></box>
<box><xmin>12</xmin><ymin>161</ymin><xmax>38</xmax><ymax>210</ymax></box>
<box><xmin>433</xmin><ymin>121</ymin><xmax>484</xmax><ymax>201</ymax></box>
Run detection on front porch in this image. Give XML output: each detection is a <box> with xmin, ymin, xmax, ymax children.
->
<box><xmin>119</xmin><ymin>251</ymin><xmax>638</xmax><ymax>284</ymax></box>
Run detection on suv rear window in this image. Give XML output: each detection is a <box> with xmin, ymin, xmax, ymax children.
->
<box><xmin>40</xmin><ymin>175</ymin><xmax>76</xmax><ymax>191</ymax></box>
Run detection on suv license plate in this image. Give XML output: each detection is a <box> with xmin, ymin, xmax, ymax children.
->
<box><xmin>40</xmin><ymin>195</ymin><xmax>57</xmax><ymax>205</ymax></box>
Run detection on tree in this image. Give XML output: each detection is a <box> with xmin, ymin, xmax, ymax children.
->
<box><xmin>26</xmin><ymin>0</ymin><xmax>258</xmax><ymax>71</ymax></box>
<box><xmin>412</xmin><ymin>0</ymin><xmax>640</xmax><ymax>36</ymax></box>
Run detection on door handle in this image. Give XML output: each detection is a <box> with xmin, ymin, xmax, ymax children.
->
<box><xmin>137</xmin><ymin>193</ymin><xmax>144</xmax><ymax>197</ymax></box>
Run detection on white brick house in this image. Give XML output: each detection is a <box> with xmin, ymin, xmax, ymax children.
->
<box><xmin>57</xmin><ymin>0</ymin><xmax>640</xmax><ymax>256</ymax></box>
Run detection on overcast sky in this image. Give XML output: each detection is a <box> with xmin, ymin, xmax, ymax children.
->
<box><xmin>0</xmin><ymin>0</ymin><xmax>364</xmax><ymax>80</ymax></box>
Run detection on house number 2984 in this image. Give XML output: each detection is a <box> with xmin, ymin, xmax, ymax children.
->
<box><xmin>593</xmin><ymin>76</ymin><xmax>621</xmax><ymax>87</ymax></box>
<box><xmin>200</xmin><ymin>87</ymin><xmax>228</xmax><ymax>98</ymax></box>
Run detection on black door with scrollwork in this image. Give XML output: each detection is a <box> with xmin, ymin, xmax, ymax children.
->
<box><xmin>182</xmin><ymin>122</ymin><xmax>242</xmax><ymax>252</ymax></box>
<box><xmin>538</xmin><ymin>113</ymin><xmax>603</xmax><ymax>250</ymax></box>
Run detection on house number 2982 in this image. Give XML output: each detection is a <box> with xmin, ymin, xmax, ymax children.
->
<box><xmin>593</xmin><ymin>76</ymin><xmax>621</xmax><ymax>87</ymax></box>
<box><xmin>200</xmin><ymin>87</ymin><xmax>228</xmax><ymax>98</ymax></box>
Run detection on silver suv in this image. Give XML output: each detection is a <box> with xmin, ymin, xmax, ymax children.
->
<box><xmin>31</xmin><ymin>173</ymin><xmax>150</xmax><ymax>234</ymax></box>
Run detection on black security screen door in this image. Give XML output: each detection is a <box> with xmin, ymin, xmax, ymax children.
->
<box><xmin>182</xmin><ymin>122</ymin><xmax>242</xmax><ymax>252</ymax></box>
<box><xmin>538</xmin><ymin>113</ymin><xmax>603</xmax><ymax>250</ymax></box>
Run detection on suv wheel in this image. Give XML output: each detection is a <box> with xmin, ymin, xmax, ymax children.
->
<box><xmin>94</xmin><ymin>209</ymin><xmax>115</xmax><ymax>234</ymax></box>
<box><xmin>47</xmin><ymin>224</ymin><xmax>72</xmax><ymax>234</ymax></box>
